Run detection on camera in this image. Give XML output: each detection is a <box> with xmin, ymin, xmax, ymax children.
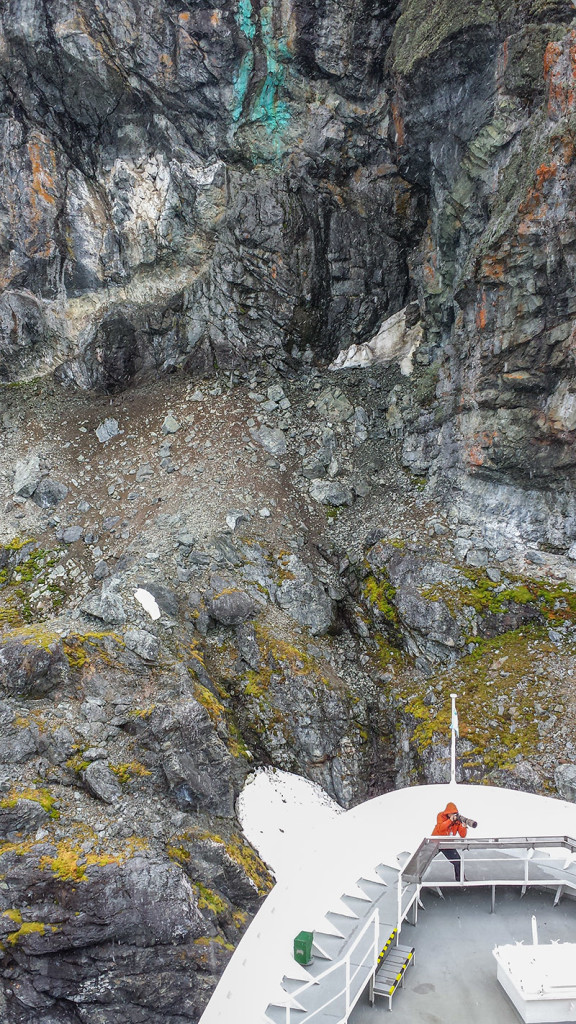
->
<box><xmin>457</xmin><ymin>814</ymin><xmax>477</xmax><ymax>829</ymax></box>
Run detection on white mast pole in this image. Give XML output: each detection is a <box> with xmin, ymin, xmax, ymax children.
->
<box><xmin>450</xmin><ymin>693</ymin><xmax>457</xmax><ymax>785</ymax></box>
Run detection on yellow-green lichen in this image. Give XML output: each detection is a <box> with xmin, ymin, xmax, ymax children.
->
<box><xmin>363</xmin><ymin>572</ymin><xmax>399</xmax><ymax>626</ymax></box>
<box><xmin>109</xmin><ymin>762</ymin><xmax>152</xmax><ymax>785</ymax></box>
<box><xmin>0</xmin><ymin>787</ymin><xmax>59</xmax><ymax>819</ymax></box>
<box><xmin>194</xmin><ymin>883</ymin><xmax>228</xmax><ymax>916</ymax></box>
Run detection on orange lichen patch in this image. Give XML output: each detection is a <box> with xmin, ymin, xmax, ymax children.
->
<box><xmin>27</xmin><ymin>139</ymin><xmax>57</xmax><ymax>207</ymax></box>
<box><xmin>544</xmin><ymin>40</ymin><xmax>563</xmax><ymax>78</ymax></box>
<box><xmin>271</xmin><ymin>264</ymin><xmax>277</xmax><ymax>279</ymax></box>
<box><xmin>545</xmin><ymin>32</ymin><xmax>576</xmax><ymax>118</ymax></box>
<box><xmin>178</xmin><ymin>10</ymin><xmax>190</xmax><ymax>22</ymax></box>
<box><xmin>210</xmin><ymin>10</ymin><xmax>221</xmax><ymax>27</ymax></box>
<box><xmin>475</xmin><ymin>292</ymin><xmax>488</xmax><ymax>330</ymax></box>
<box><xmin>480</xmin><ymin>257</ymin><xmax>505</xmax><ymax>281</ymax></box>
<box><xmin>469</xmin><ymin>445</ymin><xmax>484</xmax><ymax>467</ymax></box>
<box><xmin>535</xmin><ymin>162</ymin><xmax>558</xmax><ymax>188</ymax></box>
<box><xmin>518</xmin><ymin>204</ymin><xmax>548</xmax><ymax>237</ymax></box>
<box><xmin>391</xmin><ymin>100</ymin><xmax>405</xmax><ymax>148</ymax></box>
<box><xmin>467</xmin><ymin>431</ymin><xmax>498</xmax><ymax>469</ymax></box>
<box><xmin>502</xmin><ymin>371</ymin><xmax>531</xmax><ymax>383</ymax></box>
<box><xmin>158</xmin><ymin>53</ymin><xmax>174</xmax><ymax>82</ymax></box>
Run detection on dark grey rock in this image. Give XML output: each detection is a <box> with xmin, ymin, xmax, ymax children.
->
<box><xmin>13</xmin><ymin>455</ymin><xmax>42</xmax><ymax>497</ymax></box>
<box><xmin>0</xmin><ymin>797</ymin><xmax>49</xmax><ymax>839</ymax></box>
<box><xmin>162</xmin><ymin>413</ymin><xmax>181</xmax><ymax>434</ymax></box>
<box><xmin>209</xmin><ymin>589</ymin><xmax>256</xmax><ymax>626</ymax></box>
<box><xmin>315</xmin><ymin>387</ymin><xmax>354</xmax><ymax>422</ymax></box>
<box><xmin>96</xmin><ymin>418</ymin><xmax>120</xmax><ymax>443</ymax></box>
<box><xmin>276</xmin><ymin>577</ymin><xmax>334</xmax><ymax>635</ymax></box>
<box><xmin>226</xmin><ymin>510</ymin><xmax>251</xmax><ymax>531</ymax></box>
<box><xmin>309</xmin><ymin>479</ymin><xmax>353</xmax><ymax>506</ymax></box>
<box><xmin>124</xmin><ymin>627</ymin><xmax>160</xmax><ymax>662</ymax></box>
<box><xmin>93</xmin><ymin>559</ymin><xmax>110</xmax><ymax>580</ymax></box>
<box><xmin>140</xmin><ymin>582</ymin><xmax>179</xmax><ymax>618</ymax></box>
<box><xmin>235</xmin><ymin>623</ymin><xmax>261</xmax><ymax>670</ymax></box>
<box><xmin>249</xmin><ymin>425</ymin><xmax>287</xmax><ymax>456</ymax></box>
<box><xmin>138</xmin><ymin>703</ymin><xmax>242</xmax><ymax>816</ymax></box>
<box><xmin>555</xmin><ymin>764</ymin><xmax>576</xmax><ymax>802</ymax></box>
<box><xmin>176</xmin><ymin>530</ymin><xmax>197</xmax><ymax>546</ymax></box>
<box><xmin>62</xmin><ymin>525</ymin><xmax>83</xmax><ymax>543</ymax></box>
<box><xmin>302</xmin><ymin>452</ymin><xmax>330</xmax><ymax>479</ymax></box>
<box><xmin>31</xmin><ymin>477</ymin><xmax>68</xmax><ymax>508</ymax></box>
<box><xmin>0</xmin><ymin>636</ymin><xmax>68</xmax><ymax>698</ymax></box>
<box><xmin>82</xmin><ymin>761</ymin><xmax>122</xmax><ymax>803</ymax></box>
<box><xmin>82</xmin><ymin>580</ymin><xmax>126</xmax><ymax>624</ymax></box>
<box><xmin>0</xmin><ymin>702</ymin><xmax>38</xmax><ymax>763</ymax></box>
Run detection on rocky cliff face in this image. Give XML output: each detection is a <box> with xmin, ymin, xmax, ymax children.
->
<box><xmin>4</xmin><ymin>2</ymin><xmax>576</xmax><ymax>1022</ymax></box>
<box><xmin>3</xmin><ymin>2</ymin><xmax>576</xmax><ymax>541</ymax></box>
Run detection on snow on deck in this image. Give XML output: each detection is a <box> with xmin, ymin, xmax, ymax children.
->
<box><xmin>199</xmin><ymin>771</ymin><xmax>576</xmax><ymax>1024</ymax></box>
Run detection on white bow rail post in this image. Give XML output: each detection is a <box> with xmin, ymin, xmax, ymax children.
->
<box><xmin>450</xmin><ymin>693</ymin><xmax>458</xmax><ymax>785</ymax></box>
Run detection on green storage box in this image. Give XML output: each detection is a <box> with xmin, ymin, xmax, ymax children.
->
<box><xmin>294</xmin><ymin>930</ymin><xmax>313</xmax><ymax>966</ymax></box>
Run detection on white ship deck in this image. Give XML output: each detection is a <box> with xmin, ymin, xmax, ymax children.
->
<box><xmin>200</xmin><ymin>781</ymin><xmax>576</xmax><ymax>1024</ymax></box>
<box><xmin>351</xmin><ymin>885</ymin><xmax>576</xmax><ymax>1024</ymax></box>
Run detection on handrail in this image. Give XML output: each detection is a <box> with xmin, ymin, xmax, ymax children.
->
<box><xmin>402</xmin><ymin>835</ymin><xmax>576</xmax><ymax>881</ymax></box>
<box><xmin>275</xmin><ymin>836</ymin><xmax>576</xmax><ymax>1024</ymax></box>
<box><xmin>397</xmin><ymin>835</ymin><xmax>576</xmax><ymax>934</ymax></box>
<box><xmin>282</xmin><ymin>907</ymin><xmax>380</xmax><ymax>1024</ymax></box>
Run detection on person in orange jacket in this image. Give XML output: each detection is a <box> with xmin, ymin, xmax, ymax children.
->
<box><xmin>432</xmin><ymin>801</ymin><xmax>467</xmax><ymax>881</ymax></box>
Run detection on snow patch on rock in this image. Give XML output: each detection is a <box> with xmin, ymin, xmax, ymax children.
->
<box><xmin>134</xmin><ymin>588</ymin><xmax>161</xmax><ymax>620</ymax></box>
<box><xmin>330</xmin><ymin>305</ymin><xmax>422</xmax><ymax>375</ymax></box>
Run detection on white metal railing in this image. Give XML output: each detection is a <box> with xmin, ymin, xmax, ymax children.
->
<box><xmin>281</xmin><ymin>908</ymin><xmax>380</xmax><ymax>1024</ymax></box>
<box><xmin>272</xmin><ymin>836</ymin><xmax>576</xmax><ymax>1024</ymax></box>
<box><xmin>397</xmin><ymin>835</ymin><xmax>576</xmax><ymax>935</ymax></box>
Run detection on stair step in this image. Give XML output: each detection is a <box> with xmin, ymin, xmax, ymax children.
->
<box><xmin>325</xmin><ymin>911</ymin><xmax>358</xmax><ymax>937</ymax></box>
<box><xmin>340</xmin><ymin>894</ymin><xmax>373</xmax><ymax>916</ymax></box>
<box><xmin>312</xmin><ymin>932</ymin><xmax>346</xmax><ymax>960</ymax></box>
<box><xmin>355</xmin><ymin>876</ymin><xmax>388</xmax><ymax>901</ymax></box>
<box><xmin>265</xmin><ymin>1004</ymin><xmax>307</xmax><ymax>1024</ymax></box>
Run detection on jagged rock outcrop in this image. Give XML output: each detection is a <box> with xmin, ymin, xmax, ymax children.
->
<box><xmin>390</xmin><ymin>1</ymin><xmax>576</xmax><ymax>543</ymax></box>
<box><xmin>5</xmin><ymin>2</ymin><xmax>576</xmax><ymax>1021</ymax></box>
<box><xmin>0</xmin><ymin>0</ymin><xmax>423</xmax><ymax>389</ymax></box>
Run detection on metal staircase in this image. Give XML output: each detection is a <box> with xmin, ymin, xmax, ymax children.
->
<box><xmin>263</xmin><ymin>837</ymin><xmax>576</xmax><ymax>1024</ymax></box>
<box><xmin>264</xmin><ymin>864</ymin><xmax>405</xmax><ymax>1024</ymax></box>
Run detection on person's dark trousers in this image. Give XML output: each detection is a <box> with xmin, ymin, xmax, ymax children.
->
<box><xmin>441</xmin><ymin>848</ymin><xmax>462</xmax><ymax>881</ymax></box>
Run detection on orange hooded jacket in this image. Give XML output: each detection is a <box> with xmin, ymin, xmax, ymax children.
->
<box><xmin>432</xmin><ymin>802</ymin><xmax>467</xmax><ymax>838</ymax></box>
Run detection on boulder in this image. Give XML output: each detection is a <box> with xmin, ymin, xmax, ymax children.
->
<box><xmin>0</xmin><ymin>634</ymin><xmax>68</xmax><ymax>698</ymax></box>
<box><xmin>276</xmin><ymin>578</ymin><xmax>334</xmax><ymax>635</ymax></box>
<box><xmin>82</xmin><ymin>761</ymin><xmax>122</xmax><ymax>804</ymax></box>
<box><xmin>249</xmin><ymin>425</ymin><xmax>287</xmax><ymax>456</ymax></box>
<box><xmin>139</xmin><ymin>582</ymin><xmax>179</xmax><ymax>618</ymax></box>
<box><xmin>96</xmin><ymin>418</ymin><xmax>120</xmax><ymax>443</ymax></box>
<box><xmin>162</xmin><ymin>413</ymin><xmax>181</xmax><ymax>433</ymax></box>
<box><xmin>209</xmin><ymin>589</ymin><xmax>257</xmax><ymax>626</ymax></box>
<box><xmin>139</xmin><ymin>703</ymin><xmax>241</xmax><ymax>816</ymax></box>
<box><xmin>555</xmin><ymin>764</ymin><xmax>576</xmax><ymax>802</ymax></box>
<box><xmin>309</xmin><ymin>479</ymin><xmax>353</xmax><ymax>506</ymax></box>
<box><xmin>62</xmin><ymin>525</ymin><xmax>83</xmax><ymax>543</ymax></box>
<box><xmin>124</xmin><ymin>627</ymin><xmax>160</xmax><ymax>662</ymax></box>
<box><xmin>0</xmin><ymin>797</ymin><xmax>49</xmax><ymax>839</ymax></box>
<box><xmin>313</xmin><ymin>386</ymin><xmax>355</xmax><ymax>421</ymax></box>
<box><xmin>13</xmin><ymin>455</ymin><xmax>42</xmax><ymax>498</ymax></box>
<box><xmin>31</xmin><ymin>477</ymin><xmax>68</xmax><ymax>508</ymax></box>
<box><xmin>275</xmin><ymin>557</ymin><xmax>334</xmax><ymax>635</ymax></box>
<box><xmin>82</xmin><ymin>580</ymin><xmax>126</xmax><ymax>624</ymax></box>
<box><xmin>0</xmin><ymin>702</ymin><xmax>38</xmax><ymax>762</ymax></box>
